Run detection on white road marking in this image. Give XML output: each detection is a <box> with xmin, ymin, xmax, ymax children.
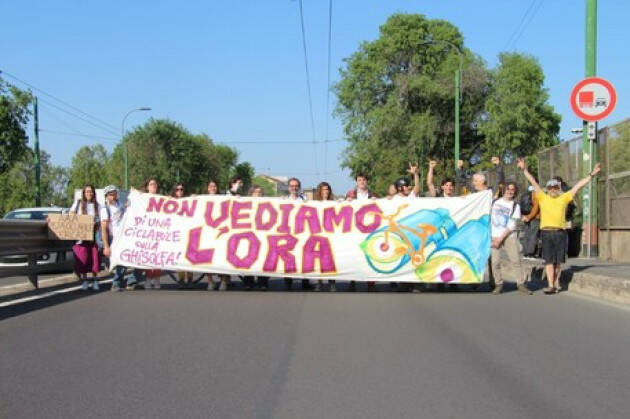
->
<box><xmin>0</xmin><ymin>279</ymin><xmax>112</xmax><ymax>308</ymax></box>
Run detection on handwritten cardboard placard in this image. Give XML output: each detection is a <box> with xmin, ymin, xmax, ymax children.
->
<box><xmin>47</xmin><ymin>214</ymin><xmax>94</xmax><ymax>241</ymax></box>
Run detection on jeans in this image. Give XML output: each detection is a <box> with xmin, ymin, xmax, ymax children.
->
<box><xmin>127</xmin><ymin>269</ymin><xmax>145</xmax><ymax>287</ymax></box>
<box><xmin>111</xmin><ymin>266</ymin><xmax>127</xmax><ymax>287</ymax></box>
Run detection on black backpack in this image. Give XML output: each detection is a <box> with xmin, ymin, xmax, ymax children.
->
<box><xmin>519</xmin><ymin>192</ymin><xmax>533</xmax><ymax>215</ymax></box>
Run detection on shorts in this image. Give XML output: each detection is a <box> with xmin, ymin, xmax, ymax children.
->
<box><xmin>541</xmin><ymin>230</ymin><xmax>568</xmax><ymax>265</ymax></box>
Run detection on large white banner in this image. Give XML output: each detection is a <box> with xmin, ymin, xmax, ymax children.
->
<box><xmin>110</xmin><ymin>190</ymin><xmax>492</xmax><ymax>283</ymax></box>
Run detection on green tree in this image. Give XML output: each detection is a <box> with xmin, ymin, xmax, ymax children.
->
<box><xmin>107</xmin><ymin>119</ymin><xmax>246</xmax><ymax>195</ymax></box>
<box><xmin>0</xmin><ymin>150</ymin><xmax>69</xmax><ymax>215</ymax></box>
<box><xmin>67</xmin><ymin>144</ymin><xmax>109</xmax><ymax>197</ymax></box>
<box><xmin>214</xmin><ymin>144</ymin><xmax>238</xmax><ymax>191</ymax></box>
<box><xmin>232</xmin><ymin>162</ymin><xmax>255</xmax><ymax>194</ymax></box>
<box><xmin>0</xmin><ymin>77</ymin><xmax>32</xmax><ymax>174</ymax></box>
<box><xmin>334</xmin><ymin>13</ymin><xmax>489</xmax><ymax>194</ymax></box>
<box><xmin>479</xmin><ymin>52</ymin><xmax>561</xmax><ymax>160</ymax></box>
<box><xmin>250</xmin><ymin>175</ymin><xmax>278</xmax><ymax>197</ymax></box>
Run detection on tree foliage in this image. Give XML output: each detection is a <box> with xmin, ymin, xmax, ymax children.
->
<box><xmin>106</xmin><ymin>118</ymin><xmax>246</xmax><ymax>194</ymax></box>
<box><xmin>67</xmin><ymin>144</ymin><xmax>109</xmax><ymax>197</ymax></box>
<box><xmin>0</xmin><ymin>77</ymin><xmax>32</xmax><ymax>175</ymax></box>
<box><xmin>478</xmin><ymin>52</ymin><xmax>561</xmax><ymax>160</ymax></box>
<box><xmin>334</xmin><ymin>13</ymin><xmax>489</xmax><ymax>194</ymax></box>
<box><xmin>250</xmin><ymin>175</ymin><xmax>278</xmax><ymax>197</ymax></box>
<box><xmin>0</xmin><ymin>150</ymin><xmax>69</xmax><ymax>215</ymax></box>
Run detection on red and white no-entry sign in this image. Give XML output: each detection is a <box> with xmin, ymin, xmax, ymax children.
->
<box><xmin>570</xmin><ymin>77</ymin><xmax>617</xmax><ymax>122</ymax></box>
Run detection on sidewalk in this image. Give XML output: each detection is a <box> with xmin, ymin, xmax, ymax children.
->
<box><xmin>506</xmin><ymin>257</ymin><xmax>630</xmax><ymax>305</ymax></box>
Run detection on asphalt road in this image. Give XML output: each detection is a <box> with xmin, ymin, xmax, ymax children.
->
<box><xmin>1</xmin><ymin>282</ymin><xmax>629</xmax><ymax>419</ymax></box>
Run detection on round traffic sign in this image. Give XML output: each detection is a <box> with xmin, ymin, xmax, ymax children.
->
<box><xmin>570</xmin><ymin>77</ymin><xmax>617</xmax><ymax>122</ymax></box>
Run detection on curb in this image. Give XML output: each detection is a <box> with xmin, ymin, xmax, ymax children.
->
<box><xmin>503</xmin><ymin>259</ymin><xmax>630</xmax><ymax>305</ymax></box>
<box><xmin>0</xmin><ymin>274</ymin><xmax>79</xmax><ymax>297</ymax></box>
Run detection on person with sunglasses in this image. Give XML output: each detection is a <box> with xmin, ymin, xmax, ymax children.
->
<box><xmin>100</xmin><ymin>185</ymin><xmax>126</xmax><ymax>291</ymax></box>
<box><xmin>518</xmin><ymin>158</ymin><xmax>601</xmax><ymax>294</ymax></box>
<box><xmin>391</xmin><ymin>163</ymin><xmax>421</xmax><ymax>201</ymax></box>
<box><xmin>489</xmin><ymin>182</ymin><xmax>532</xmax><ymax>295</ymax></box>
<box><xmin>172</xmin><ymin>183</ymin><xmax>195</xmax><ymax>288</ymax></box>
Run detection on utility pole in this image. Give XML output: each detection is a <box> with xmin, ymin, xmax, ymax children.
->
<box><xmin>454</xmin><ymin>69</ymin><xmax>460</xmax><ymax>166</ymax></box>
<box><xmin>582</xmin><ymin>0</ymin><xmax>598</xmax><ymax>257</ymax></box>
<box><xmin>33</xmin><ymin>96</ymin><xmax>41</xmax><ymax>207</ymax></box>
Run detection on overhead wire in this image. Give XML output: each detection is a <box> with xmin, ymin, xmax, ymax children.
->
<box><xmin>503</xmin><ymin>0</ymin><xmax>537</xmax><ymax>51</ymax></box>
<box><xmin>39</xmin><ymin>129</ymin><xmax>119</xmax><ymax>142</ymax></box>
<box><xmin>0</xmin><ymin>69</ymin><xmax>120</xmax><ymax>134</ymax></box>
<box><xmin>38</xmin><ymin>97</ymin><xmax>120</xmax><ymax>136</ymax></box>
<box><xmin>509</xmin><ymin>0</ymin><xmax>545</xmax><ymax>50</ymax></box>
<box><xmin>297</xmin><ymin>0</ymin><xmax>319</xmax><ymax>174</ymax></box>
<box><xmin>323</xmin><ymin>0</ymin><xmax>333</xmax><ymax>176</ymax></box>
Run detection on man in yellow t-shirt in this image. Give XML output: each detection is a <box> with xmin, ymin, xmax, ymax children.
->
<box><xmin>517</xmin><ymin>158</ymin><xmax>601</xmax><ymax>294</ymax></box>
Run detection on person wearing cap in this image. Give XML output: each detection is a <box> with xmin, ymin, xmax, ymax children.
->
<box><xmin>100</xmin><ymin>185</ymin><xmax>127</xmax><ymax>291</ymax></box>
<box><xmin>517</xmin><ymin>158</ymin><xmax>601</xmax><ymax>294</ymax></box>
<box><xmin>392</xmin><ymin>163</ymin><xmax>421</xmax><ymax>201</ymax></box>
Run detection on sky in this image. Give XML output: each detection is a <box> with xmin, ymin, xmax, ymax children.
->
<box><xmin>2</xmin><ymin>0</ymin><xmax>628</xmax><ymax>194</ymax></box>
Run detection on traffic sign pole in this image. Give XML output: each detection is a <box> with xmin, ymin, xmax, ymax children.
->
<box><xmin>582</xmin><ymin>0</ymin><xmax>597</xmax><ymax>257</ymax></box>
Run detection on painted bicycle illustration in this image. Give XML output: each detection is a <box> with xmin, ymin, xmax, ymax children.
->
<box><xmin>360</xmin><ymin>205</ymin><xmax>456</xmax><ymax>274</ymax></box>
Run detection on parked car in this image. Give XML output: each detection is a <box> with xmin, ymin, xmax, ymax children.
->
<box><xmin>3</xmin><ymin>207</ymin><xmax>66</xmax><ymax>221</ymax></box>
<box><xmin>0</xmin><ymin>207</ymin><xmax>73</xmax><ymax>267</ymax></box>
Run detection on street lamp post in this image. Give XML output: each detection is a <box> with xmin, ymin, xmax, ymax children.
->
<box><xmin>419</xmin><ymin>40</ymin><xmax>463</xmax><ymax>170</ymax></box>
<box><xmin>121</xmin><ymin>107</ymin><xmax>151</xmax><ymax>190</ymax></box>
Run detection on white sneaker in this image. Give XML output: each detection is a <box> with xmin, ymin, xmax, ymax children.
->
<box><xmin>81</xmin><ymin>281</ymin><xmax>89</xmax><ymax>291</ymax></box>
<box><xmin>92</xmin><ymin>280</ymin><xmax>100</xmax><ymax>291</ymax></box>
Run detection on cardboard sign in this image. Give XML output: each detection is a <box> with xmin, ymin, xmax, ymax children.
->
<box><xmin>47</xmin><ymin>214</ymin><xmax>95</xmax><ymax>241</ymax></box>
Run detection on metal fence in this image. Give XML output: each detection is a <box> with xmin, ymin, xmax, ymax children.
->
<box><xmin>537</xmin><ymin>117</ymin><xmax>630</xmax><ymax>229</ymax></box>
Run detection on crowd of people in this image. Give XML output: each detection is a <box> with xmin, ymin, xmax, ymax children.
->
<box><xmin>67</xmin><ymin>156</ymin><xmax>599</xmax><ymax>295</ymax></box>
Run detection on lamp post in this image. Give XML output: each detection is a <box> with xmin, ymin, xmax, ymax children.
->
<box><xmin>121</xmin><ymin>107</ymin><xmax>151</xmax><ymax>190</ymax></box>
<box><xmin>419</xmin><ymin>39</ymin><xmax>463</xmax><ymax>169</ymax></box>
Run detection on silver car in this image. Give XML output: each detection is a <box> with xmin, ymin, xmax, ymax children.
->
<box><xmin>0</xmin><ymin>207</ymin><xmax>73</xmax><ymax>266</ymax></box>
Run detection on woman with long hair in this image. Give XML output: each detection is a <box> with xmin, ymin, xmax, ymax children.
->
<box><xmin>206</xmin><ymin>180</ymin><xmax>229</xmax><ymax>291</ymax></box>
<box><xmin>172</xmin><ymin>182</ymin><xmax>195</xmax><ymax>288</ymax></box>
<box><xmin>314</xmin><ymin>182</ymin><xmax>336</xmax><ymax>292</ymax></box>
<box><xmin>489</xmin><ymin>181</ymin><xmax>531</xmax><ymax>295</ymax></box>
<box><xmin>70</xmin><ymin>184</ymin><xmax>101</xmax><ymax>291</ymax></box>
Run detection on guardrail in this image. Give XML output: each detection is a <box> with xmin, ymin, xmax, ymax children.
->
<box><xmin>0</xmin><ymin>220</ymin><xmax>74</xmax><ymax>288</ymax></box>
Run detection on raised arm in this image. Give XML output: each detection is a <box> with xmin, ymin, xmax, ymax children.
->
<box><xmin>408</xmin><ymin>163</ymin><xmax>421</xmax><ymax>196</ymax></box>
<box><xmin>491</xmin><ymin>156</ymin><xmax>504</xmax><ymax>193</ymax></box>
<box><xmin>517</xmin><ymin>158</ymin><xmax>542</xmax><ymax>193</ymax></box>
<box><xmin>570</xmin><ymin>163</ymin><xmax>601</xmax><ymax>196</ymax></box>
<box><xmin>426</xmin><ymin>160</ymin><xmax>437</xmax><ymax>197</ymax></box>
<box><xmin>455</xmin><ymin>159</ymin><xmax>470</xmax><ymax>194</ymax></box>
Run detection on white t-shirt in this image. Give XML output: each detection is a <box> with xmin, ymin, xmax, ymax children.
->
<box><xmin>285</xmin><ymin>194</ymin><xmax>306</xmax><ymax>202</ymax></box>
<box><xmin>73</xmin><ymin>201</ymin><xmax>99</xmax><ymax>220</ymax></box>
<box><xmin>391</xmin><ymin>191</ymin><xmax>417</xmax><ymax>201</ymax></box>
<box><xmin>100</xmin><ymin>201</ymin><xmax>125</xmax><ymax>237</ymax></box>
<box><xmin>491</xmin><ymin>198</ymin><xmax>521</xmax><ymax>238</ymax></box>
<box><xmin>356</xmin><ymin>189</ymin><xmax>370</xmax><ymax>201</ymax></box>
<box><xmin>72</xmin><ymin>201</ymin><xmax>99</xmax><ymax>245</ymax></box>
